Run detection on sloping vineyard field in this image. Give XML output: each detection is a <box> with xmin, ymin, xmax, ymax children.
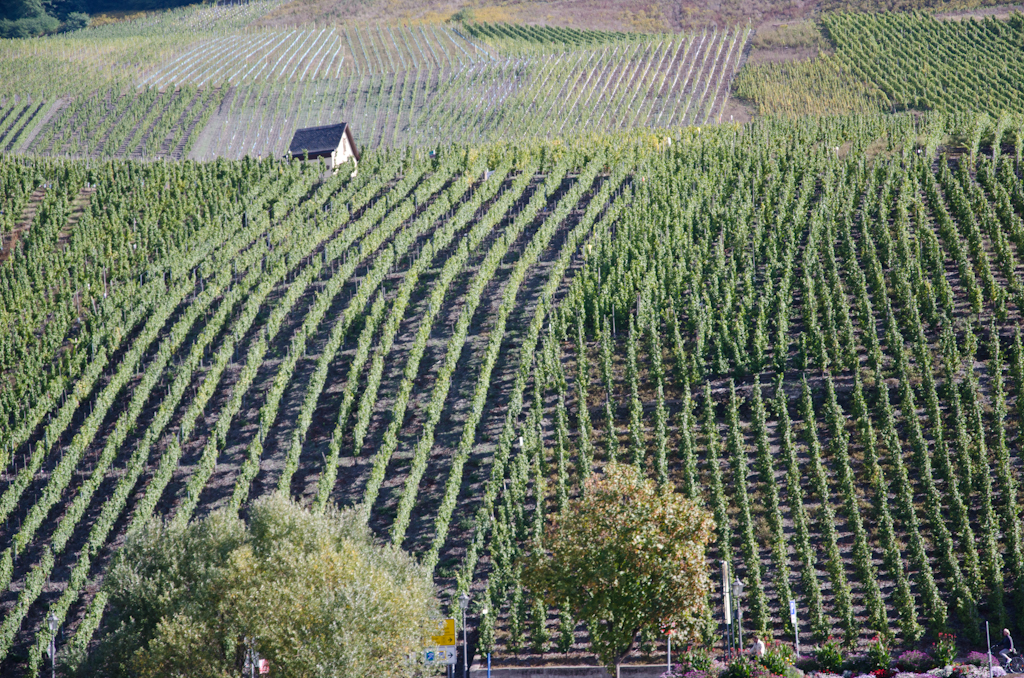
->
<box><xmin>0</xmin><ymin>2</ymin><xmax>282</xmax><ymax>100</ymax></box>
<box><xmin>735</xmin><ymin>11</ymin><xmax>1024</xmax><ymax>118</ymax></box>
<box><xmin>4</xmin><ymin>111</ymin><xmax>1024</xmax><ymax>673</ymax></box>
<box><xmin>460</xmin><ymin>22</ymin><xmax>631</xmax><ymax>49</ymax></box>
<box><xmin>470</xmin><ymin>111</ymin><xmax>1024</xmax><ymax>661</ymax></box>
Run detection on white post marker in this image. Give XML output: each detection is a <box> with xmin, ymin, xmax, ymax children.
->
<box><xmin>789</xmin><ymin>600</ymin><xmax>799</xmax><ymax>656</ymax></box>
<box><xmin>722</xmin><ymin>562</ymin><xmax>731</xmax><ymax>659</ymax></box>
<box><xmin>987</xmin><ymin>621</ymin><xmax>993</xmax><ymax>678</ymax></box>
<box><xmin>722</xmin><ymin>563</ymin><xmax>732</xmax><ymax>625</ymax></box>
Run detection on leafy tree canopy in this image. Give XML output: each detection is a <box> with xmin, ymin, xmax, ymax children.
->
<box><xmin>2</xmin><ymin>0</ymin><xmax>46</xmax><ymax>21</ymax></box>
<box><xmin>78</xmin><ymin>494</ymin><xmax>438</xmax><ymax>678</ymax></box>
<box><xmin>523</xmin><ymin>463</ymin><xmax>715</xmax><ymax>675</ymax></box>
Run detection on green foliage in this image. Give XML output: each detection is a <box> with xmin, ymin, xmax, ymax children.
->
<box><xmin>774</xmin><ymin>378</ymin><xmax>825</xmax><ymax>639</ymax></box>
<box><xmin>507</xmin><ymin>585</ymin><xmax>525</xmax><ymax>654</ymax></box>
<box><xmin>0</xmin><ymin>0</ymin><xmax>88</xmax><ymax>37</ymax></box>
<box><xmin>726</xmin><ymin>381</ymin><xmax>767</xmax><ymax>634</ymax></box>
<box><xmin>461</xmin><ymin>21</ymin><xmax>629</xmax><ymax>50</ymax></box>
<box><xmin>557</xmin><ymin>605</ymin><xmax>575</xmax><ymax>654</ymax></box>
<box><xmin>759</xmin><ymin>642</ymin><xmax>795</xmax><ymax>676</ymax></box>
<box><xmin>867</xmin><ymin>635</ymin><xmax>892</xmax><ymax>671</ymax></box>
<box><xmin>83</xmin><ymin>494</ymin><xmax>436</xmax><ymax>678</ymax></box>
<box><xmin>62</xmin><ymin>12</ymin><xmax>88</xmax><ymax>30</ymax></box>
<box><xmin>823</xmin><ymin>0</ymin><xmax>1004</xmax><ymax>12</ymax></box>
<box><xmin>723</xmin><ymin>656</ymin><xmax>757</xmax><ymax>678</ymax></box>
<box><xmin>702</xmin><ymin>384</ymin><xmax>733</xmax><ymax>567</ymax></box>
<box><xmin>3</xmin><ymin>0</ymin><xmax>47</xmax><ymax>21</ymax></box>
<box><xmin>738</xmin><ymin>12</ymin><xmax>1024</xmax><ymax>119</ymax></box>
<box><xmin>0</xmin><ymin>14</ymin><xmax>60</xmax><ymax>37</ymax></box>
<box><xmin>681</xmin><ymin>646</ymin><xmax>714</xmax><ymax>672</ymax></box>
<box><xmin>816</xmin><ymin>638</ymin><xmax>844</xmax><ymax>674</ymax></box>
<box><xmin>11</xmin><ymin>114</ymin><xmax>1024</xmax><ymax>670</ymax></box>
<box><xmin>933</xmin><ymin>633</ymin><xmax>958</xmax><ymax>667</ymax></box>
<box><xmin>524</xmin><ymin>463</ymin><xmax>714</xmax><ymax>671</ymax></box>
<box><xmin>735</xmin><ymin>57</ymin><xmax>887</xmax><ymax>117</ymax></box>
<box><xmin>529</xmin><ymin>596</ymin><xmax>551</xmax><ymax>653</ymax></box>
<box><xmin>478</xmin><ymin>595</ymin><xmax>496</xmax><ymax>655</ymax></box>
<box><xmin>798</xmin><ymin>379</ymin><xmax>854</xmax><ymax>644</ymax></box>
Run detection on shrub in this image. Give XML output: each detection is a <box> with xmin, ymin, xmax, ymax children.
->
<box><xmin>0</xmin><ymin>14</ymin><xmax>59</xmax><ymax>37</ymax></box>
<box><xmin>62</xmin><ymin>11</ymin><xmax>88</xmax><ymax>30</ymax></box>
<box><xmin>721</xmin><ymin>654</ymin><xmax>790</xmax><ymax>678</ymax></box>
<box><xmin>722</xmin><ymin>657</ymin><xmax>757</xmax><ymax>678</ymax></box>
<box><xmin>682</xmin><ymin>647</ymin><xmax>714</xmax><ymax>672</ymax></box>
<box><xmin>868</xmin><ymin>636</ymin><xmax>893</xmax><ymax>671</ymax></box>
<box><xmin>896</xmin><ymin>651</ymin><xmax>935</xmax><ymax>672</ymax></box>
<box><xmin>817</xmin><ymin>638</ymin><xmax>844</xmax><ymax>674</ymax></box>
<box><xmin>932</xmin><ymin>633</ymin><xmax>957</xmax><ymax>666</ymax></box>
<box><xmin>759</xmin><ymin>641</ymin><xmax>795</xmax><ymax>676</ymax></box>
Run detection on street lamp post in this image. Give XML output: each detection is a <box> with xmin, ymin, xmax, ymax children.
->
<box><xmin>667</xmin><ymin>629</ymin><xmax>673</xmax><ymax>673</ymax></box>
<box><xmin>459</xmin><ymin>592</ymin><xmax>471</xmax><ymax>678</ymax></box>
<box><xmin>732</xmin><ymin>578</ymin><xmax>744</xmax><ymax>652</ymax></box>
<box><xmin>47</xmin><ymin>612</ymin><xmax>58</xmax><ymax>678</ymax></box>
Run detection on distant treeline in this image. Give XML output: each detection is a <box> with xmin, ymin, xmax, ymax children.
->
<box><xmin>1</xmin><ymin>0</ymin><xmax>211</xmax><ymax>38</ymax></box>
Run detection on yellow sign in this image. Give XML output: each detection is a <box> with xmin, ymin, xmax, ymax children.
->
<box><xmin>431</xmin><ymin>619</ymin><xmax>456</xmax><ymax>646</ymax></box>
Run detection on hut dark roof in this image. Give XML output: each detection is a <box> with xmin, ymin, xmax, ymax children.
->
<box><xmin>288</xmin><ymin>123</ymin><xmax>359</xmax><ymax>161</ymax></box>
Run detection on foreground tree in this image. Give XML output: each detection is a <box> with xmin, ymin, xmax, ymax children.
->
<box><xmin>523</xmin><ymin>463</ymin><xmax>715</xmax><ymax>677</ymax></box>
<box><xmin>80</xmin><ymin>494</ymin><xmax>437</xmax><ymax>678</ymax></box>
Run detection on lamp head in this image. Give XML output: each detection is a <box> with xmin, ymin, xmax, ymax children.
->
<box><xmin>459</xmin><ymin>592</ymin><xmax>470</xmax><ymax>611</ymax></box>
<box><xmin>47</xmin><ymin>612</ymin><xmax>58</xmax><ymax>633</ymax></box>
<box><xmin>732</xmin><ymin>577</ymin><xmax>744</xmax><ymax>598</ymax></box>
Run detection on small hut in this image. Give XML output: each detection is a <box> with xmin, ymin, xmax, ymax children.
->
<box><xmin>288</xmin><ymin>123</ymin><xmax>360</xmax><ymax>174</ymax></box>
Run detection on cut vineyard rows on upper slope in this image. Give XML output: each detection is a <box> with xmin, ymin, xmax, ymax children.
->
<box><xmin>8</xmin><ymin>16</ymin><xmax>749</xmax><ymax>160</ymax></box>
<box><xmin>736</xmin><ymin>11</ymin><xmax>1024</xmax><ymax>119</ymax></box>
